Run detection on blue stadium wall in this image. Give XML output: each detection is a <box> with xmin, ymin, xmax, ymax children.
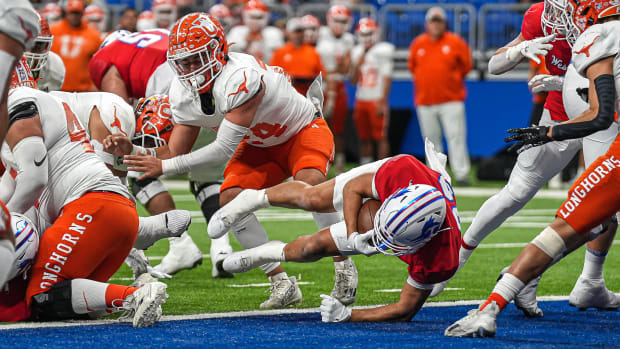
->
<box><xmin>346</xmin><ymin>79</ymin><xmax>533</xmax><ymax>158</ymax></box>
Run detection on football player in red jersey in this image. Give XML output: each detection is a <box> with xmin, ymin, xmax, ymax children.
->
<box><xmin>452</xmin><ymin>0</ymin><xmax>619</xmax><ymax>315</ymax></box>
<box><xmin>446</xmin><ymin>0</ymin><xmax>620</xmax><ymax>337</ymax></box>
<box><xmin>213</xmin><ymin>143</ymin><xmax>461</xmax><ymax>322</ymax></box>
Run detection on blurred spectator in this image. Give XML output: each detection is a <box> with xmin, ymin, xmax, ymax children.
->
<box><xmin>407</xmin><ymin>6</ymin><xmax>472</xmax><ymax>186</ymax></box>
<box><xmin>42</xmin><ymin>2</ymin><xmax>62</xmax><ymax>26</ymax></box>
<box><xmin>152</xmin><ymin>0</ymin><xmax>177</xmax><ymax>29</ymax></box>
<box><xmin>316</xmin><ymin>4</ymin><xmax>354</xmax><ymax>173</ymax></box>
<box><xmin>350</xmin><ymin>18</ymin><xmax>394</xmax><ymax>164</ymax></box>
<box><xmin>228</xmin><ymin>0</ymin><xmax>284</xmax><ymax>64</ymax></box>
<box><xmin>117</xmin><ymin>7</ymin><xmax>138</xmax><ymax>32</ymax></box>
<box><xmin>50</xmin><ymin>0</ymin><xmax>101</xmax><ymax>92</ymax></box>
<box><xmin>137</xmin><ymin>10</ymin><xmax>156</xmax><ymax>31</ymax></box>
<box><xmin>84</xmin><ymin>4</ymin><xmax>107</xmax><ymax>35</ymax></box>
<box><xmin>209</xmin><ymin>4</ymin><xmax>234</xmax><ymax>34</ymax></box>
<box><xmin>301</xmin><ymin>14</ymin><xmax>320</xmax><ymax>46</ymax></box>
<box><xmin>269</xmin><ymin>17</ymin><xmax>324</xmax><ymax>95</ymax></box>
<box><xmin>224</xmin><ymin>0</ymin><xmax>248</xmax><ymax>26</ymax></box>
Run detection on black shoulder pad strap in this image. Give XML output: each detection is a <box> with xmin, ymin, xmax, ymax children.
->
<box><xmin>8</xmin><ymin>101</ymin><xmax>38</xmax><ymax>128</ymax></box>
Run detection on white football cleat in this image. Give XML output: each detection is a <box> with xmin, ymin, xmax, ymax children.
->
<box><xmin>498</xmin><ymin>267</ymin><xmax>543</xmax><ymax>317</ymax></box>
<box><xmin>119</xmin><ymin>281</ymin><xmax>168</xmax><ymax>328</ymax></box>
<box><xmin>207</xmin><ymin>189</ymin><xmax>269</xmax><ymax>239</ymax></box>
<box><xmin>444</xmin><ymin>302</ymin><xmax>499</xmax><ymax>338</ymax></box>
<box><xmin>211</xmin><ymin>251</ymin><xmax>234</xmax><ymax>278</ymax></box>
<box><xmin>569</xmin><ymin>276</ymin><xmax>620</xmax><ymax>310</ymax></box>
<box><xmin>331</xmin><ymin>259</ymin><xmax>358</xmax><ymax>306</ymax></box>
<box><xmin>153</xmin><ymin>232</ymin><xmax>203</xmax><ymax>275</ymax></box>
<box><xmin>260</xmin><ymin>276</ymin><xmax>303</xmax><ymax>309</ymax></box>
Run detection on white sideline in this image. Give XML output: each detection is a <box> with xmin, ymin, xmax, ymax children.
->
<box><xmin>0</xmin><ymin>296</ymin><xmax>570</xmax><ymax>331</ymax></box>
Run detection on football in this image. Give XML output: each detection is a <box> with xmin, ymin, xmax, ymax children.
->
<box><xmin>357</xmin><ymin>199</ymin><xmax>381</xmax><ymax>233</ymax></box>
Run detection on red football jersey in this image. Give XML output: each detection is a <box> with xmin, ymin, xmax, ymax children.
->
<box><xmin>89</xmin><ymin>30</ymin><xmax>169</xmax><ymax>99</ymax></box>
<box><xmin>373</xmin><ymin>155</ymin><xmax>462</xmax><ymax>285</ymax></box>
<box><xmin>521</xmin><ymin>2</ymin><xmax>571</xmax><ymax>121</ymax></box>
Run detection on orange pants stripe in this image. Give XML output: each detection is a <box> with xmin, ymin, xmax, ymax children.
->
<box><xmin>26</xmin><ymin>192</ymin><xmax>138</xmax><ymax>303</ymax></box>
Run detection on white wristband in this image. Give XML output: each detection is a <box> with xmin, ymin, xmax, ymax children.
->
<box><xmin>132</xmin><ymin>145</ymin><xmax>156</xmax><ymax>157</ymax></box>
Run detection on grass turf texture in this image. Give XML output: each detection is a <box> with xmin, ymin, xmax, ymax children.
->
<box><xmin>108</xmin><ymin>188</ymin><xmax>620</xmax><ymax>315</ymax></box>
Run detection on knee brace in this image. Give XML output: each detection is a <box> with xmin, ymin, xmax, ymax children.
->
<box><xmin>532</xmin><ymin>227</ymin><xmax>566</xmax><ymax>259</ymax></box>
<box><xmin>190</xmin><ymin>181</ymin><xmax>221</xmax><ymax>222</ymax></box>
<box><xmin>130</xmin><ymin>177</ymin><xmax>167</xmax><ymax>206</ymax></box>
<box><xmin>30</xmin><ymin>280</ymin><xmax>79</xmax><ymax>320</ymax></box>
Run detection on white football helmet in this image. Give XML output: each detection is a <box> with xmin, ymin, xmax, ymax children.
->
<box><xmin>152</xmin><ymin>0</ymin><xmax>178</xmax><ymax>29</ymax></box>
<box><xmin>372</xmin><ymin>184</ymin><xmax>447</xmax><ymax>256</ymax></box>
<box><xmin>242</xmin><ymin>0</ymin><xmax>269</xmax><ymax>33</ymax></box>
<box><xmin>327</xmin><ymin>5</ymin><xmax>352</xmax><ymax>37</ymax></box>
<box><xmin>7</xmin><ymin>213</ymin><xmax>39</xmax><ymax>281</ymax></box>
<box><xmin>542</xmin><ymin>0</ymin><xmax>572</xmax><ymax>40</ymax></box>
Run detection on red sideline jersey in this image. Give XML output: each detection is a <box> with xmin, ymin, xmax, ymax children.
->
<box><xmin>373</xmin><ymin>155</ymin><xmax>462</xmax><ymax>285</ymax></box>
<box><xmin>89</xmin><ymin>30</ymin><xmax>169</xmax><ymax>99</ymax></box>
<box><xmin>521</xmin><ymin>2</ymin><xmax>571</xmax><ymax>122</ymax></box>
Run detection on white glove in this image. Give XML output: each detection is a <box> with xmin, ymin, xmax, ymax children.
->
<box><xmin>320</xmin><ymin>294</ymin><xmax>352</xmax><ymax>322</ymax></box>
<box><xmin>506</xmin><ymin>34</ymin><xmax>555</xmax><ymax>64</ymax></box>
<box><xmin>528</xmin><ymin>74</ymin><xmax>564</xmax><ymax>93</ymax></box>
<box><xmin>348</xmin><ymin>230</ymin><xmax>380</xmax><ymax>256</ymax></box>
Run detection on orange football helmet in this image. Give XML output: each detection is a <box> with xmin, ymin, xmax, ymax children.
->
<box><xmin>10</xmin><ymin>57</ymin><xmax>36</xmax><ymax>91</ymax></box>
<box><xmin>566</xmin><ymin>0</ymin><xmax>599</xmax><ymax>45</ymax></box>
<box><xmin>243</xmin><ymin>0</ymin><xmax>269</xmax><ymax>32</ymax></box>
<box><xmin>24</xmin><ymin>11</ymin><xmax>53</xmax><ymax>73</ymax></box>
<box><xmin>133</xmin><ymin>95</ymin><xmax>174</xmax><ymax>148</ymax></box>
<box><xmin>168</xmin><ymin>13</ymin><xmax>228</xmax><ymax>93</ymax></box>
<box><xmin>301</xmin><ymin>14</ymin><xmax>320</xmax><ymax>45</ymax></box>
<box><xmin>327</xmin><ymin>5</ymin><xmax>352</xmax><ymax>36</ymax></box>
<box><xmin>356</xmin><ymin>17</ymin><xmax>379</xmax><ymax>48</ymax></box>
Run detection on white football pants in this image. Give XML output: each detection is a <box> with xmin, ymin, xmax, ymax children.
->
<box><xmin>416</xmin><ymin>101</ymin><xmax>471</xmax><ymax>181</ymax></box>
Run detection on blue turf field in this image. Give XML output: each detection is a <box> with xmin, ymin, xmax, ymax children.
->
<box><xmin>2</xmin><ymin>301</ymin><xmax>620</xmax><ymax>348</ymax></box>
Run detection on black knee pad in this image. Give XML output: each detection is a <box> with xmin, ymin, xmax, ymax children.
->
<box><xmin>190</xmin><ymin>181</ymin><xmax>221</xmax><ymax>222</ymax></box>
<box><xmin>30</xmin><ymin>280</ymin><xmax>80</xmax><ymax>320</ymax></box>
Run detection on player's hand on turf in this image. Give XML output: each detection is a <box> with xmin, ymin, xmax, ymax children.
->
<box><xmin>319</xmin><ymin>294</ymin><xmax>352</xmax><ymax>322</ymax></box>
<box><xmin>507</xmin><ymin>34</ymin><xmax>555</xmax><ymax>64</ymax></box>
<box><xmin>124</xmin><ymin>154</ymin><xmax>163</xmax><ymax>180</ymax></box>
<box><xmin>103</xmin><ymin>133</ymin><xmax>133</xmax><ymax>157</ymax></box>
<box><xmin>505</xmin><ymin>125</ymin><xmax>552</xmax><ymax>153</ymax></box>
<box><xmin>348</xmin><ymin>230</ymin><xmax>380</xmax><ymax>257</ymax></box>
<box><xmin>528</xmin><ymin>74</ymin><xmax>564</xmax><ymax>93</ymax></box>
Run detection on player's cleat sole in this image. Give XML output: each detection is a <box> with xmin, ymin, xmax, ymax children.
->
<box><xmin>119</xmin><ymin>281</ymin><xmax>168</xmax><ymax>328</ymax></box>
<box><xmin>331</xmin><ymin>259</ymin><xmax>358</xmax><ymax>306</ymax></box>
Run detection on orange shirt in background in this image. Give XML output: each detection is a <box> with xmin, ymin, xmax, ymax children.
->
<box><xmin>51</xmin><ymin>19</ymin><xmax>102</xmax><ymax>92</ymax></box>
<box><xmin>407</xmin><ymin>31</ymin><xmax>472</xmax><ymax>106</ymax></box>
<box><xmin>529</xmin><ymin>56</ymin><xmax>550</xmax><ymax>104</ymax></box>
<box><xmin>270</xmin><ymin>42</ymin><xmax>324</xmax><ymax>95</ymax></box>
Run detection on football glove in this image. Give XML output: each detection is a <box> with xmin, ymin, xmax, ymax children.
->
<box><xmin>320</xmin><ymin>294</ymin><xmax>352</xmax><ymax>322</ymax></box>
<box><xmin>348</xmin><ymin>230</ymin><xmax>379</xmax><ymax>256</ymax></box>
<box><xmin>528</xmin><ymin>74</ymin><xmax>564</xmax><ymax>93</ymax></box>
<box><xmin>506</xmin><ymin>34</ymin><xmax>555</xmax><ymax>64</ymax></box>
<box><xmin>505</xmin><ymin>125</ymin><xmax>552</xmax><ymax>153</ymax></box>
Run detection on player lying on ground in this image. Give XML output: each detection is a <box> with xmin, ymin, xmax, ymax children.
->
<box><xmin>212</xmin><ymin>144</ymin><xmax>462</xmax><ymax>322</ymax></box>
<box><xmin>0</xmin><ymin>60</ymin><xmax>168</xmax><ymax>327</ymax></box>
<box><xmin>445</xmin><ymin>1</ymin><xmax>620</xmax><ymax>337</ymax></box>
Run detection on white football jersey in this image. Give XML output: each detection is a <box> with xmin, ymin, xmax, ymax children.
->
<box><xmin>572</xmin><ymin>21</ymin><xmax>620</xmax><ymax>115</ymax></box>
<box><xmin>3</xmin><ymin>87</ymin><xmax>131</xmax><ymax>225</ymax></box>
<box><xmin>227</xmin><ymin>25</ymin><xmax>284</xmax><ymax>64</ymax></box>
<box><xmin>562</xmin><ymin>64</ymin><xmax>589</xmax><ymax>120</ymax></box>
<box><xmin>36</xmin><ymin>51</ymin><xmax>65</xmax><ymax>92</ymax></box>
<box><xmin>350</xmin><ymin>42</ymin><xmax>395</xmax><ymax>101</ymax></box>
<box><xmin>171</xmin><ymin>52</ymin><xmax>316</xmax><ymax>148</ymax></box>
<box><xmin>145</xmin><ymin>62</ymin><xmax>175</xmax><ymax>97</ymax></box>
<box><xmin>50</xmin><ymin>91</ymin><xmax>136</xmax><ymax>139</ymax></box>
<box><xmin>316</xmin><ymin>27</ymin><xmax>354</xmax><ymax>73</ymax></box>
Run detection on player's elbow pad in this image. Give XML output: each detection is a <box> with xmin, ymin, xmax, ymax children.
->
<box><xmin>551</xmin><ymin>75</ymin><xmax>616</xmax><ymax>141</ymax></box>
<box><xmin>7</xmin><ymin>137</ymin><xmax>48</xmax><ymax>213</ymax></box>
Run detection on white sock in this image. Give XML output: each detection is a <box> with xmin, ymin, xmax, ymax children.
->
<box><xmin>581</xmin><ymin>246</ymin><xmax>607</xmax><ymax>280</ymax></box>
<box><xmin>334</xmin><ymin>258</ymin><xmax>353</xmax><ymax>270</ymax></box>
<box><xmin>458</xmin><ymin>245</ymin><xmax>475</xmax><ymax>269</ymax></box>
<box><xmin>464</xmin><ymin>188</ymin><xmax>525</xmax><ymax>247</ymax></box>
<box><xmin>268</xmin><ymin>271</ymin><xmax>288</xmax><ymax>283</ymax></box>
<box><xmin>71</xmin><ymin>279</ymin><xmax>109</xmax><ymax>314</ymax></box>
<box><xmin>492</xmin><ymin>273</ymin><xmax>525</xmax><ymax>303</ymax></box>
<box><xmin>231</xmin><ymin>213</ymin><xmax>280</xmax><ymax>274</ymax></box>
<box><xmin>312</xmin><ymin>212</ymin><xmax>341</xmax><ymax>230</ymax></box>
<box><xmin>210</xmin><ymin>233</ymin><xmax>233</xmax><ymax>262</ymax></box>
<box><xmin>0</xmin><ymin>239</ymin><xmax>15</xmax><ymax>288</ymax></box>
<box><xmin>135</xmin><ymin>210</ymin><xmax>190</xmax><ymax>250</ymax></box>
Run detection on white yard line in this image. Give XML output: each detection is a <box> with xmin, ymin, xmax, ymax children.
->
<box><xmin>0</xmin><ymin>296</ymin><xmax>571</xmax><ymax>330</ymax></box>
